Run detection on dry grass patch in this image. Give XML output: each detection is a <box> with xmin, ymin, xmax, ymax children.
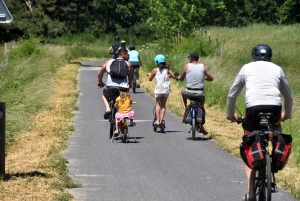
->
<box><xmin>0</xmin><ymin>64</ymin><xmax>79</xmax><ymax>200</ymax></box>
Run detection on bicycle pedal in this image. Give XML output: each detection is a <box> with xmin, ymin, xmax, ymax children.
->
<box><xmin>271</xmin><ymin>183</ymin><xmax>278</xmax><ymax>193</ymax></box>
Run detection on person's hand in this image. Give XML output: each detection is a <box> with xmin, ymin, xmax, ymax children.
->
<box><xmin>147</xmin><ymin>73</ymin><xmax>150</xmax><ymax>76</ymax></box>
<box><xmin>98</xmin><ymin>82</ymin><xmax>105</xmax><ymax>87</ymax></box>
<box><xmin>281</xmin><ymin>112</ymin><xmax>290</xmax><ymax>122</ymax></box>
<box><xmin>227</xmin><ymin>113</ymin><xmax>238</xmax><ymax>122</ymax></box>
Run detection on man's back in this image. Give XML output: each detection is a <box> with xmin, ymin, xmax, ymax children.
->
<box><xmin>112</xmin><ymin>42</ymin><xmax>120</xmax><ymax>53</ymax></box>
<box><xmin>186</xmin><ymin>63</ymin><xmax>205</xmax><ymax>91</ymax></box>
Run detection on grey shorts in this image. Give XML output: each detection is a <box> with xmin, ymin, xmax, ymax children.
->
<box><xmin>181</xmin><ymin>89</ymin><xmax>205</xmax><ymax>107</ymax></box>
<box><xmin>103</xmin><ymin>86</ymin><xmax>119</xmax><ymax>100</ymax></box>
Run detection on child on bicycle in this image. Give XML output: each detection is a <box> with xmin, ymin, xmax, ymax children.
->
<box><xmin>147</xmin><ymin>54</ymin><xmax>177</xmax><ymax>126</ymax></box>
<box><xmin>114</xmin><ymin>82</ymin><xmax>135</xmax><ymax>134</ymax></box>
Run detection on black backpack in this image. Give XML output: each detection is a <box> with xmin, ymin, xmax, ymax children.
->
<box><xmin>112</xmin><ymin>42</ymin><xmax>120</xmax><ymax>54</ymax></box>
<box><xmin>108</xmin><ymin>59</ymin><xmax>129</xmax><ymax>79</ymax></box>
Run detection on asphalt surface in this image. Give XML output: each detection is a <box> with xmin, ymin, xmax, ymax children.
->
<box><xmin>63</xmin><ymin>61</ymin><xmax>296</xmax><ymax>201</ymax></box>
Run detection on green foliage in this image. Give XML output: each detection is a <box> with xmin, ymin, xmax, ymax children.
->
<box><xmin>147</xmin><ymin>0</ymin><xmax>209</xmax><ymax>39</ymax></box>
<box><xmin>10</xmin><ymin>36</ymin><xmax>44</xmax><ymax>59</ymax></box>
<box><xmin>276</xmin><ymin>0</ymin><xmax>300</xmax><ymax>24</ymax></box>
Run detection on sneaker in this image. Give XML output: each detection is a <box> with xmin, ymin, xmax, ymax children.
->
<box><xmin>137</xmin><ymin>84</ymin><xmax>140</xmax><ymax>88</ymax></box>
<box><xmin>104</xmin><ymin>111</ymin><xmax>112</xmax><ymax>119</ymax></box>
<box><xmin>200</xmin><ymin>125</ymin><xmax>208</xmax><ymax>135</ymax></box>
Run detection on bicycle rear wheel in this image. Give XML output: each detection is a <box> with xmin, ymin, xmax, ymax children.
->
<box><xmin>192</xmin><ymin>118</ymin><xmax>196</xmax><ymax>140</ymax></box>
<box><xmin>132</xmin><ymin>75</ymin><xmax>137</xmax><ymax>93</ymax></box>
<box><xmin>256</xmin><ymin>154</ymin><xmax>272</xmax><ymax>201</ymax></box>
<box><xmin>122</xmin><ymin>128</ymin><xmax>127</xmax><ymax>143</ymax></box>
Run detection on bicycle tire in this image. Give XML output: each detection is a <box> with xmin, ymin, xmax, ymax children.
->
<box><xmin>122</xmin><ymin>128</ymin><xmax>127</xmax><ymax>143</ymax></box>
<box><xmin>265</xmin><ymin>154</ymin><xmax>272</xmax><ymax>201</ymax></box>
<box><xmin>192</xmin><ymin>118</ymin><xmax>196</xmax><ymax>140</ymax></box>
<box><xmin>132</xmin><ymin>75</ymin><xmax>137</xmax><ymax>93</ymax></box>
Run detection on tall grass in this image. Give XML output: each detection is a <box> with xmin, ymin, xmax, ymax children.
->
<box><xmin>0</xmin><ymin>38</ymin><xmax>67</xmax><ymax>145</ymax></box>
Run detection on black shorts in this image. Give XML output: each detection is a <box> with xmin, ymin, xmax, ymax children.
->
<box><xmin>130</xmin><ymin>61</ymin><xmax>140</xmax><ymax>69</ymax></box>
<box><xmin>242</xmin><ymin>105</ymin><xmax>282</xmax><ymax>132</ymax></box>
<box><xmin>103</xmin><ymin>86</ymin><xmax>119</xmax><ymax>100</ymax></box>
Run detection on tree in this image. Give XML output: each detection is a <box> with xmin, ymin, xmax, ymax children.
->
<box><xmin>147</xmin><ymin>0</ymin><xmax>210</xmax><ymax>39</ymax></box>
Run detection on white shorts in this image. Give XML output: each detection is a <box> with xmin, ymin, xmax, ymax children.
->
<box><xmin>155</xmin><ymin>93</ymin><xmax>169</xmax><ymax>98</ymax></box>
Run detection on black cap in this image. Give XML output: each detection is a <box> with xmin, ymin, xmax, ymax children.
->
<box><xmin>188</xmin><ymin>52</ymin><xmax>199</xmax><ymax>60</ymax></box>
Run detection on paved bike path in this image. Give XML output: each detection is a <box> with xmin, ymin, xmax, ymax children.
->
<box><xmin>63</xmin><ymin>61</ymin><xmax>296</xmax><ymax>201</ymax></box>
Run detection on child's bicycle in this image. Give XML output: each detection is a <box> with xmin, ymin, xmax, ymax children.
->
<box><xmin>111</xmin><ymin>102</ymin><xmax>137</xmax><ymax>143</ymax></box>
<box><xmin>152</xmin><ymin>106</ymin><xmax>165</xmax><ymax>133</ymax></box>
<box><xmin>235</xmin><ymin>113</ymin><xmax>292</xmax><ymax>201</ymax></box>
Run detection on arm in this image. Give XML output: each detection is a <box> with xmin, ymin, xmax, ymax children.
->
<box><xmin>147</xmin><ymin>68</ymin><xmax>157</xmax><ymax>81</ymax></box>
<box><xmin>168</xmin><ymin>69</ymin><xmax>177</xmax><ymax>79</ymax></box>
<box><xmin>226</xmin><ymin>70</ymin><xmax>245</xmax><ymax>120</ymax></box>
<box><xmin>98</xmin><ymin>60</ymin><xmax>109</xmax><ymax>86</ymax></box>
<box><xmin>279</xmin><ymin>70</ymin><xmax>293</xmax><ymax>120</ymax></box>
<box><xmin>204</xmin><ymin>65</ymin><xmax>214</xmax><ymax>81</ymax></box>
<box><xmin>177</xmin><ymin>64</ymin><xmax>188</xmax><ymax>81</ymax></box>
<box><xmin>109</xmin><ymin>46</ymin><xmax>113</xmax><ymax>53</ymax></box>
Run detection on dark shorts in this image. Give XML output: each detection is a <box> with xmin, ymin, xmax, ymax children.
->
<box><xmin>130</xmin><ymin>61</ymin><xmax>140</xmax><ymax>69</ymax></box>
<box><xmin>103</xmin><ymin>86</ymin><xmax>119</xmax><ymax>100</ymax></box>
<box><xmin>181</xmin><ymin>89</ymin><xmax>205</xmax><ymax>107</ymax></box>
<box><xmin>242</xmin><ymin>105</ymin><xmax>282</xmax><ymax>132</ymax></box>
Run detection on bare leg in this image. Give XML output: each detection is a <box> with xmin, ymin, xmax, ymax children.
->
<box><xmin>115</xmin><ymin>121</ymin><xmax>119</xmax><ymax>134</ymax></box>
<box><xmin>159</xmin><ymin>96</ymin><xmax>168</xmax><ymax>122</ymax></box>
<box><xmin>245</xmin><ymin>165</ymin><xmax>256</xmax><ymax>199</ymax></box>
<box><xmin>135</xmin><ymin>68</ymin><xmax>140</xmax><ymax>82</ymax></box>
<box><xmin>180</xmin><ymin>93</ymin><xmax>187</xmax><ymax>111</ymax></box>
<box><xmin>102</xmin><ymin>94</ymin><xmax>110</xmax><ymax>112</ymax></box>
<box><xmin>155</xmin><ymin>97</ymin><xmax>162</xmax><ymax>124</ymax></box>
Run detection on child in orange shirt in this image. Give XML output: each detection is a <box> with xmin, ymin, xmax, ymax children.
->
<box><xmin>114</xmin><ymin>82</ymin><xmax>135</xmax><ymax>134</ymax></box>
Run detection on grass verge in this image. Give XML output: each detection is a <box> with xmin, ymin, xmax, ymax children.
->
<box><xmin>0</xmin><ymin>55</ymin><xmax>80</xmax><ymax>200</ymax></box>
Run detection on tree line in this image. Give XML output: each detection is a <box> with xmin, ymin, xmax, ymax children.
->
<box><xmin>0</xmin><ymin>0</ymin><xmax>299</xmax><ymax>41</ymax></box>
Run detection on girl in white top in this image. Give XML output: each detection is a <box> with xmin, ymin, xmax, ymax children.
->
<box><xmin>147</xmin><ymin>54</ymin><xmax>177</xmax><ymax>125</ymax></box>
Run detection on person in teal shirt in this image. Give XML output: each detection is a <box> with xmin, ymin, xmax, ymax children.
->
<box><xmin>128</xmin><ymin>46</ymin><xmax>142</xmax><ymax>88</ymax></box>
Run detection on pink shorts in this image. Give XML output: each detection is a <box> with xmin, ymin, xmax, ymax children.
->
<box><xmin>115</xmin><ymin>110</ymin><xmax>135</xmax><ymax>122</ymax></box>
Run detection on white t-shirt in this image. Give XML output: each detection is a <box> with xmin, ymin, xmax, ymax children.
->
<box><xmin>227</xmin><ymin>61</ymin><xmax>293</xmax><ymax>118</ymax></box>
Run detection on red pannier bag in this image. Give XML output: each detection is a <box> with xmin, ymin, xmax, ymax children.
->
<box><xmin>272</xmin><ymin>131</ymin><xmax>292</xmax><ymax>172</ymax></box>
<box><xmin>240</xmin><ymin>130</ymin><xmax>264</xmax><ymax>170</ymax></box>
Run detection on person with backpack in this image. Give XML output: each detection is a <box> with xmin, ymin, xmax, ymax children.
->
<box><xmin>98</xmin><ymin>50</ymin><xmax>133</xmax><ymax>119</ymax></box>
<box><xmin>147</xmin><ymin>54</ymin><xmax>177</xmax><ymax>126</ymax></box>
<box><xmin>128</xmin><ymin>45</ymin><xmax>142</xmax><ymax>88</ymax></box>
<box><xmin>118</xmin><ymin>40</ymin><xmax>129</xmax><ymax>53</ymax></box>
<box><xmin>176</xmin><ymin>52</ymin><xmax>214</xmax><ymax>135</ymax></box>
<box><xmin>226</xmin><ymin>44</ymin><xmax>293</xmax><ymax>201</ymax></box>
<box><xmin>109</xmin><ymin>36</ymin><xmax>121</xmax><ymax>59</ymax></box>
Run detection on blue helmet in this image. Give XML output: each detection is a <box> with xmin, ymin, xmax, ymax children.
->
<box><xmin>154</xmin><ymin>54</ymin><xmax>166</xmax><ymax>64</ymax></box>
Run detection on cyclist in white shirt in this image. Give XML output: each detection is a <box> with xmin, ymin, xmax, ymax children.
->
<box><xmin>226</xmin><ymin>44</ymin><xmax>293</xmax><ymax>201</ymax></box>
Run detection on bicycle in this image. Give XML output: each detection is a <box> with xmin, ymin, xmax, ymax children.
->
<box><xmin>236</xmin><ymin>113</ymin><xmax>286</xmax><ymax>201</ymax></box>
<box><xmin>112</xmin><ymin>102</ymin><xmax>137</xmax><ymax>143</ymax></box>
<box><xmin>152</xmin><ymin>106</ymin><xmax>165</xmax><ymax>133</ymax></box>
<box><xmin>182</xmin><ymin>100</ymin><xmax>205</xmax><ymax>140</ymax></box>
<box><xmin>132</xmin><ymin>69</ymin><xmax>138</xmax><ymax>93</ymax></box>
